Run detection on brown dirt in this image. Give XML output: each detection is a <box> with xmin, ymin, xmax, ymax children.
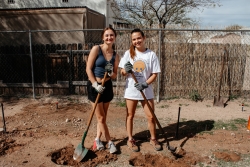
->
<box><xmin>0</xmin><ymin>95</ymin><xmax>250</xmax><ymax>167</ymax></box>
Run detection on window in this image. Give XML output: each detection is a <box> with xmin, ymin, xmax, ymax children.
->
<box><xmin>62</xmin><ymin>0</ymin><xmax>68</xmax><ymax>2</ymax></box>
<box><xmin>8</xmin><ymin>0</ymin><xmax>15</xmax><ymax>4</ymax></box>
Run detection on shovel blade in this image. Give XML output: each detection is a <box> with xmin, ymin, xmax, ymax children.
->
<box><xmin>167</xmin><ymin>145</ymin><xmax>177</xmax><ymax>153</ymax></box>
<box><xmin>213</xmin><ymin>96</ymin><xmax>224</xmax><ymax>107</ymax></box>
<box><xmin>73</xmin><ymin>143</ymin><xmax>88</xmax><ymax>162</ymax></box>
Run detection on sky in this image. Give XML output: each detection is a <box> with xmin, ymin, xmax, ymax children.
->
<box><xmin>188</xmin><ymin>0</ymin><xmax>250</xmax><ymax>28</ymax></box>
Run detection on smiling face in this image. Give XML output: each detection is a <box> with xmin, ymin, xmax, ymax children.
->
<box><xmin>131</xmin><ymin>32</ymin><xmax>146</xmax><ymax>51</ymax></box>
<box><xmin>102</xmin><ymin>29</ymin><xmax>116</xmax><ymax>45</ymax></box>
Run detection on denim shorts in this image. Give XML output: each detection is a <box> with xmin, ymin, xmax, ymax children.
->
<box><xmin>87</xmin><ymin>79</ymin><xmax>114</xmax><ymax>103</ymax></box>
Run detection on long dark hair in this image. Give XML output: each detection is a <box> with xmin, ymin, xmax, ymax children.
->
<box><xmin>130</xmin><ymin>28</ymin><xmax>145</xmax><ymax>60</ymax></box>
<box><xmin>101</xmin><ymin>27</ymin><xmax>117</xmax><ymax>38</ymax></box>
<box><xmin>101</xmin><ymin>27</ymin><xmax>117</xmax><ymax>50</ymax></box>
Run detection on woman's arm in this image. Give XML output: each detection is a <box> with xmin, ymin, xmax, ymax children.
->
<box><xmin>146</xmin><ymin>73</ymin><xmax>158</xmax><ymax>85</ymax></box>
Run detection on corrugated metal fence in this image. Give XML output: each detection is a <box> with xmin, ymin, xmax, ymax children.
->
<box><xmin>0</xmin><ymin>29</ymin><xmax>249</xmax><ymax>100</ymax></box>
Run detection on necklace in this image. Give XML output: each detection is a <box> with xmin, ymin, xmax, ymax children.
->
<box><xmin>105</xmin><ymin>50</ymin><xmax>113</xmax><ymax>54</ymax></box>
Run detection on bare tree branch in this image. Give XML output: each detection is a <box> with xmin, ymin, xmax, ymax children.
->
<box><xmin>111</xmin><ymin>0</ymin><xmax>220</xmax><ymax>28</ymax></box>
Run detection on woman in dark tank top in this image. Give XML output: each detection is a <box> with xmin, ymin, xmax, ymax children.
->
<box><xmin>92</xmin><ymin>45</ymin><xmax>116</xmax><ymax>78</ymax></box>
<box><xmin>85</xmin><ymin>27</ymin><xmax>119</xmax><ymax>154</ymax></box>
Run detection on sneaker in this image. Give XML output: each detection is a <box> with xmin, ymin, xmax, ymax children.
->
<box><xmin>108</xmin><ymin>141</ymin><xmax>117</xmax><ymax>154</ymax></box>
<box><xmin>127</xmin><ymin>139</ymin><xmax>139</xmax><ymax>152</ymax></box>
<box><xmin>150</xmin><ymin>139</ymin><xmax>162</xmax><ymax>151</ymax></box>
<box><xmin>92</xmin><ymin>139</ymin><xmax>104</xmax><ymax>151</ymax></box>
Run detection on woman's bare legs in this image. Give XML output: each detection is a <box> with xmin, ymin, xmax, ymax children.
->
<box><xmin>91</xmin><ymin>101</ymin><xmax>117</xmax><ymax>153</ymax></box>
<box><xmin>140</xmin><ymin>99</ymin><xmax>161</xmax><ymax>150</ymax></box>
<box><xmin>125</xmin><ymin>99</ymin><xmax>138</xmax><ymax>140</ymax></box>
<box><xmin>92</xmin><ymin>102</ymin><xmax>111</xmax><ymax>142</ymax></box>
<box><xmin>140</xmin><ymin>99</ymin><xmax>156</xmax><ymax>139</ymax></box>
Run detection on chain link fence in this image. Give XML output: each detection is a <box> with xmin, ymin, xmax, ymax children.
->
<box><xmin>0</xmin><ymin>29</ymin><xmax>250</xmax><ymax>101</ymax></box>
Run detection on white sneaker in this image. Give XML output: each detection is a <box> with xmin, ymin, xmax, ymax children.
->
<box><xmin>93</xmin><ymin>139</ymin><xmax>104</xmax><ymax>151</ymax></box>
<box><xmin>108</xmin><ymin>141</ymin><xmax>117</xmax><ymax>154</ymax></box>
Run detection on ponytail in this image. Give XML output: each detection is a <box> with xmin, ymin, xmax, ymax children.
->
<box><xmin>129</xmin><ymin>44</ymin><xmax>136</xmax><ymax>60</ymax></box>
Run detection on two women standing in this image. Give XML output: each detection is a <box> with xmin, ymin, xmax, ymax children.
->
<box><xmin>86</xmin><ymin>27</ymin><xmax>161</xmax><ymax>153</ymax></box>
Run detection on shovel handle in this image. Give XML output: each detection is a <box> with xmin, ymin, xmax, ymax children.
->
<box><xmin>81</xmin><ymin>72</ymin><xmax>108</xmax><ymax>145</ymax></box>
<box><xmin>218</xmin><ymin>49</ymin><xmax>227</xmax><ymax>96</ymax></box>
<box><xmin>131</xmin><ymin>72</ymin><xmax>164</xmax><ymax>135</ymax></box>
<box><xmin>1</xmin><ymin>103</ymin><xmax>6</xmax><ymax>133</ymax></box>
<box><xmin>130</xmin><ymin>72</ymin><xmax>175</xmax><ymax>152</ymax></box>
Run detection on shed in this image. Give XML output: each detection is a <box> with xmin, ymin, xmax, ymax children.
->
<box><xmin>0</xmin><ymin>7</ymin><xmax>105</xmax><ymax>45</ymax></box>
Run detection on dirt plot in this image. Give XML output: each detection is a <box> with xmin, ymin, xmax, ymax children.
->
<box><xmin>0</xmin><ymin>95</ymin><xmax>250</xmax><ymax>167</ymax></box>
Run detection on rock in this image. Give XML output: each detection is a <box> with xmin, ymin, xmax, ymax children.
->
<box><xmin>175</xmin><ymin>147</ymin><xmax>186</xmax><ymax>157</ymax></box>
<box><xmin>12</xmin><ymin>127</ymin><xmax>18</xmax><ymax>131</ymax></box>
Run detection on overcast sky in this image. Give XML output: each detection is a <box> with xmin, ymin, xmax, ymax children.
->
<box><xmin>188</xmin><ymin>0</ymin><xmax>250</xmax><ymax>28</ymax></box>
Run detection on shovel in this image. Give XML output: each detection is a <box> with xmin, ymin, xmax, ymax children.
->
<box><xmin>1</xmin><ymin>103</ymin><xmax>7</xmax><ymax>133</ymax></box>
<box><xmin>213</xmin><ymin>49</ymin><xmax>226</xmax><ymax>107</ymax></box>
<box><xmin>130</xmin><ymin>72</ymin><xmax>176</xmax><ymax>152</ymax></box>
<box><xmin>73</xmin><ymin>72</ymin><xmax>108</xmax><ymax>162</ymax></box>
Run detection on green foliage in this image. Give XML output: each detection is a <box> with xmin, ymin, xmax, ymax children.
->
<box><xmin>229</xmin><ymin>94</ymin><xmax>239</xmax><ymax>100</ymax></box>
<box><xmin>213</xmin><ymin>119</ymin><xmax>247</xmax><ymax>131</ymax></box>
<box><xmin>159</xmin><ymin>104</ymin><xmax>169</xmax><ymax>108</ymax></box>
<box><xmin>216</xmin><ymin>154</ymin><xmax>250</xmax><ymax>167</ymax></box>
<box><xmin>136</xmin><ymin>104</ymin><xmax>141</xmax><ymax>108</ymax></box>
<box><xmin>244</xmin><ymin>103</ymin><xmax>249</xmax><ymax>107</ymax></box>
<box><xmin>189</xmin><ymin>90</ymin><xmax>202</xmax><ymax>102</ymax></box>
<box><xmin>181</xmin><ymin>118</ymin><xmax>187</xmax><ymax>122</ymax></box>
<box><xmin>67</xmin><ymin>97</ymin><xmax>73</xmax><ymax>101</ymax></box>
<box><xmin>199</xmin><ymin>131</ymin><xmax>214</xmax><ymax>135</ymax></box>
<box><xmin>116</xmin><ymin>100</ymin><xmax>126</xmax><ymax>107</ymax></box>
<box><xmin>179</xmin><ymin>103</ymin><xmax>189</xmax><ymax>106</ymax></box>
<box><xmin>232</xmin><ymin>118</ymin><xmax>248</xmax><ymax>125</ymax></box>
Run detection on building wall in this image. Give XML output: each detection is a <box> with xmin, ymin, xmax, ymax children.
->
<box><xmin>0</xmin><ymin>0</ymin><xmax>116</xmax><ymax>27</ymax></box>
<box><xmin>210</xmin><ymin>34</ymin><xmax>242</xmax><ymax>44</ymax></box>
<box><xmin>223</xmin><ymin>34</ymin><xmax>241</xmax><ymax>44</ymax></box>
<box><xmin>0</xmin><ymin>8</ymin><xmax>85</xmax><ymax>31</ymax></box>
<box><xmin>0</xmin><ymin>7</ymin><xmax>105</xmax><ymax>44</ymax></box>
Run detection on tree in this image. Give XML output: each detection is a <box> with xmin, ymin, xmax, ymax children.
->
<box><xmin>111</xmin><ymin>0</ymin><xmax>220</xmax><ymax>28</ymax></box>
<box><xmin>225</xmin><ymin>24</ymin><xmax>243</xmax><ymax>30</ymax></box>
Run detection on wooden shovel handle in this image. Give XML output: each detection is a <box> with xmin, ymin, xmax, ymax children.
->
<box><xmin>131</xmin><ymin>72</ymin><xmax>164</xmax><ymax>135</ymax></box>
<box><xmin>85</xmin><ymin>72</ymin><xmax>108</xmax><ymax>132</ymax></box>
<box><xmin>218</xmin><ymin>49</ymin><xmax>227</xmax><ymax>96</ymax></box>
<box><xmin>81</xmin><ymin>72</ymin><xmax>108</xmax><ymax>145</ymax></box>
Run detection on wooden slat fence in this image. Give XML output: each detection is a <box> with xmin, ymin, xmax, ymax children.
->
<box><xmin>157</xmin><ymin>43</ymin><xmax>249</xmax><ymax>99</ymax></box>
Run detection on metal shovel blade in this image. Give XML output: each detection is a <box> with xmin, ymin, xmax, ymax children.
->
<box><xmin>213</xmin><ymin>96</ymin><xmax>224</xmax><ymax>107</ymax></box>
<box><xmin>167</xmin><ymin>145</ymin><xmax>177</xmax><ymax>152</ymax></box>
<box><xmin>73</xmin><ymin>143</ymin><xmax>88</xmax><ymax>162</ymax></box>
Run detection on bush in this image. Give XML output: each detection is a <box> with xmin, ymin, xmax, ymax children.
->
<box><xmin>189</xmin><ymin>90</ymin><xmax>203</xmax><ymax>102</ymax></box>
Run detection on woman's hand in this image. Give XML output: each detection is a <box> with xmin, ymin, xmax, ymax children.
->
<box><xmin>92</xmin><ymin>81</ymin><xmax>105</xmax><ymax>94</ymax></box>
<box><xmin>124</xmin><ymin>62</ymin><xmax>133</xmax><ymax>73</ymax></box>
<box><xmin>134</xmin><ymin>82</ymin><xmax>148</xmax><ymax>91</ymax></box>
<box><xmin>105</xmin><ymin>62</ymin><xmax>113</xmax><ymax>77</ymax></box>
